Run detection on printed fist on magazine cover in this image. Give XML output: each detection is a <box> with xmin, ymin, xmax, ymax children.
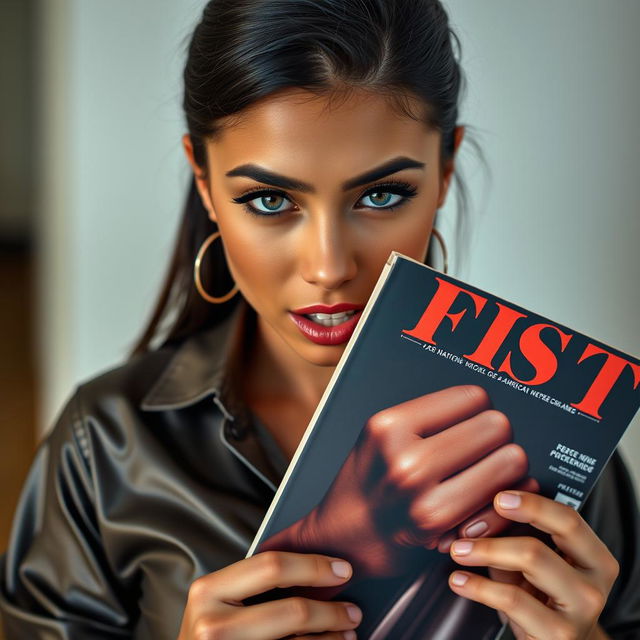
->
<box><xmin>262</xmin><ymin>385</ymin><xmax>539</xmax><ymax>580</ymax></box>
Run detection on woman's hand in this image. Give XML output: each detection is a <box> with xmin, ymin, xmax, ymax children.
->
<box><xmin>177</xmin><ymin>550</ymin><xmax>362</xmax><ymax>640</ymax></box>
<box><xmin>262</xmin><ymin>385</ymin><xmax>537</xmax><ymax>579</ymax></box>
<box><xmin>448</xmin><ymin>490</ymin><xmax>620</xmax><ymax>640</ymax></box>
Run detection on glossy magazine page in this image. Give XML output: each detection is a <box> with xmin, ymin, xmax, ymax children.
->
<box><xmin>246</xmin><ymin>251</ymin><xmax>640</xmax><ymax>640</ymax></box>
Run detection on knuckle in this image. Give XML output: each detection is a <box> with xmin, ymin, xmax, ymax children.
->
<box><xmin>461</xmin><ymin>384</ymin><xmax>490</xmax><ymax>408</ymax></box>
<box><xmin>501</xmin><ymin>443</ymin><xmax>528</xmax><ymax>473</ymax></box>
<box><xmin>495</xmin><ymin>582</ymin><xmax>522</xmax><ymax>612</ymax></box>
<box><xmin>366</xmin><ymin>410</ymin><xmax>396</xmax><ymax>440</ymax></box>
<box><xmin>312</xmin><ymin>554</ymin><xmax>326</xmax><ymax>578</ymax></box>
<box><xmin>285</xmin><ymin>597</ymin><xmax>313</xmax><ymax>626</ymax></box>
<box><xmin>579</xmin><ymin>581</ymin><xmax>606</xmax><ymax>614</ymax></box>
<box><xmin>410</xmin><ymin>497</ymin><xmax>450</xmax><ymax>533</ymax></box>
<box><xmin>483</xmin><ymin>409</ymin><xmax>512</xmax><ymax>440</ymax></box>
<box><xmin>607</xmin><ymin>554</ymin><xmax>621</xmax><ymax>584</ymax></box>
<box><xmin>387</xmin><ymin>453</ymin><xmax>420</xmax><ymax>490</ymax></box>
<box><xmin>600</xmin><ymin>551</ymin><xmax>620</xmax><ymax>587</ymax></box>
<box><xmin>557</xmin><ymin>507</ymin><xmax>582</xmax><ymax>537</ymax></box>
<box><xmin>520</xmin><ymin>538</ymin><xmax>545</xmax><ymax>567</ymax></box>
<box><xmin>553</xmin><ymin>622</ymin><xmax>579</xmax><ymax>640</ymax></box>
<box><xmin>258</xmin><ymin>550</ymin><xmax>285</xmax><ymax>578</ymax></box>
<box><xmin>189</xmin><ymin>576</ymin><xmax>211</xmax><ymax>602</ymax></box>
<box><xmin>193</xmin><ymin>617</ymin><xmax>227</xmax><ymax>640</ymax></box>
<box><xmin>334</xmin><ymin>603</ymin><xmax>352</xmax><ymax>627</ymax></box>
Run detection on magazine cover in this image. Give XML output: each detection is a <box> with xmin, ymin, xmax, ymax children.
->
<box><xmin>246</xmin><ymin>251</ymin><xmax>640</xmax><ymax>640</ymax></box>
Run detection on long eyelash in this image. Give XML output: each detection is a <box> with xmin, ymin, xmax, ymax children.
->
<box><xmin>230</xmin><ymin>179</ymin><xmax>419</xmax><ymax>217</ymax></box>
<box><xmin>231</xmin><ymin>187</ymin><xmax>289</xmax><ymax>218</ymax></box>
<box><xmin>363</xmin><ymin>179</ymin><xmax>418</xmax><ymax>198</ymax></box>
<box><xmin>360</xmin><ymin>180</ymin><xmax>418</xmax><ymax>212</ymax></box>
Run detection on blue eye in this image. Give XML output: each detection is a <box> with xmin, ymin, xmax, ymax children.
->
<box><xmin>247</xmin><ymin>193</ymin><xmax>289</xmax><ymax>215</ymax></box>
<box><xmin>231</xmin><ymin>190</ymin><xmax>291</xmax><ymax>216</ymax></box>
<box><xmin>231</xmin><ymin>180</ymin><xmax>418</xmax><ymax>217</ymax></box>
<box><xmin>360</xmin><ymin>191</ymin><xmax>404</xmax><ymax>208</ymax></box>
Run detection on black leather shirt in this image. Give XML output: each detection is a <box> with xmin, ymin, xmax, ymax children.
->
<box><xmin>1</xmin><ymin>299</ymin><xmax>639</xmax><ymax>639</ymax></box>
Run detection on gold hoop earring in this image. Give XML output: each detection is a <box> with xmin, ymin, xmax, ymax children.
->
<box><xmin>430</xmin><ymin>227</ymin><xmax>448</xmax><ymax>274</ymax></box>
<box><xmin>193</xmin><ymin>231</ymin><xmax>239</xmax><ymax>304</ymax></box>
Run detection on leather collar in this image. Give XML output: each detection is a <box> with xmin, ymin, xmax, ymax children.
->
<box><xmin>139</xmin><ymin>299</ymin><xmax>252</xmax><ymax>413</ymax></box>
<box><xmin>137</xmin><ymin>299</ymin><xmax>284</xmax><ymax>492</ymax></box>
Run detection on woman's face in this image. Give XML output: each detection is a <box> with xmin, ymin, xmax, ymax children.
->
<box><xmin>184</xmin><ymin>88</ymin><xmax>463</xmax><ymax>368</ymax></box>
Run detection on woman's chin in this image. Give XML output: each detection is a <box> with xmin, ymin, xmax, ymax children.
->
<box><xmin>300</xmin><ymin>342</ymin><xmax>347</xmax><ymax>367</ymax></box>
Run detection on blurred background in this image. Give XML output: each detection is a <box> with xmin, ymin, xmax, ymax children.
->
<box><xmin>0</xmin><ymin>0</ymin><xmax>638</xmax><ymax>624</ymax></box>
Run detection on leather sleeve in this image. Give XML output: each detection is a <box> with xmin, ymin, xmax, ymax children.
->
<box><xmin>582</xmin><ymin>449</ymin><xmax>640</xmax><ymax>639</ymax></box>
<box><xmin>0</xmin><ymin>388</ymin><xmax>135</xmax><ymax>639</ymax></box>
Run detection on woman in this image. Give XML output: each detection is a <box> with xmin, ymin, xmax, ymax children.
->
<box><xmin>1</xmin><ymin>0</ymin><xmax>639</xmax><ymax>638</ymax></box>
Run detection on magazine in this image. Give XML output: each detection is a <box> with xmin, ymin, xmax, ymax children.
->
<box><xmin>246</xmin><ymin>251</ymin><xmax>640</xmax><ymax>639</ymax></box>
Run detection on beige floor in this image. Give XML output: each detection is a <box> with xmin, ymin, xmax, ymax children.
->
<box><xmin>0</xmin><ymin>249</ymin><xmax>38</xmax><ymax>639</ymax></box>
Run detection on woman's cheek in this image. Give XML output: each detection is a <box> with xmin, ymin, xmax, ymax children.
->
<box><xmin>370</xmin><ymin>219</ymin><xmax>434</xmax><ymax>269</ymax></box>
<box><xmin>224</xmin><ymin>230</ymin><xmax>292</xmax><ymax>306</ymax></box>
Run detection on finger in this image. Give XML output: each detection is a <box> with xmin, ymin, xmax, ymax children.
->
<box><xmin>488</xmin><ymin>567</ymin><xmax>548</xmax><ymax>609</ymax></box>
<box><xmin>488</xmin><ymin>568</ymin><xmax>533</xmax><ymax>640</ymax></box>
<box><xmin>229</xmin><ymin>597</ymin><xmax>362</xmax><ymax>640</ymax></box>
<box><xmin>436</xmin><ymin>477</ymin><xmax>539</xmax><ymax>552</ymax></box>
<box><xmin>493</xmin><ymin>491</ymin><xmax>620</xmax><ymax>591</ymax></box>
<box><xmin>409</xmin><ymin>444</ymin><xmax>528</xmax><ymax>535</ymax></box>
<box><xmin>450</xmin><ymin>536</ymin><xmax>604</xmax><ymax>615</ymax></box>
<box><xmin>203</xmin><ymin>552</ymin><xmax>353</xmax><ymax>602</ymax></box>
<box><xmin>448</xmin><ymin>570</ymin><xmax>574</xmax><ymax>639</ymax></box>
<box><xmin>364</xmin><ymin>385</ymin><xmax>491</xmax><ymax>461</ymax></box>
<box><xmin>386</xmin><ymin>409</ymin><xmax>513</xmax><ymax>489</ymax></box>
<box><xmin>457</xmin><ymin>476</ymin><xmax>540</xmax><ymax>539</ymax></box>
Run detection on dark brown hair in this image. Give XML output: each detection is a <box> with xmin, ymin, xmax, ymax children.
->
<box><xmin>128</xmin><ymin>0</ymin><xmax>475</xmax><ymax>357</ymax></box>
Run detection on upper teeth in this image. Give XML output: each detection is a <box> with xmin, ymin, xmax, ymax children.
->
<box><xmin>306</xmin><ymin>310</ymin><xmax>357</xmax><ymax>326</ymax></box>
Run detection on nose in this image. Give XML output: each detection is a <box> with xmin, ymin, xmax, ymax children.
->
<box><xmin>299</xmin><ymin>215</ymin><xmax>357</xmax><ymax>290</ymax></box>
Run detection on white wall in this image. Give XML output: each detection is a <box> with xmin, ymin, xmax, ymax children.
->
<box><xmin>440</xmin><ymin>0</ymin><xmax>640</xmax><ymax>491</ymax></box>
<box><xmin>37</xmin><ymin>0</ymin><xmax>205</xmax><ymax>432</ymax></box>
<box><xmin>38</xmin><ymin>1</ymin><xmax>639</xmax><ymax>490</ymax></box>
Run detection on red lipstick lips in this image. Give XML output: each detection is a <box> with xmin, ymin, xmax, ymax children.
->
<box><xmin>289</xmin><ymin>303</ymin><xmax>364</xmax><ymax>345</ymax></box>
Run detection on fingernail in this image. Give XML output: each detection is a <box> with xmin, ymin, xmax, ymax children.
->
<box><xmin>451</xmin><ymin>540</ymin><xmax>474</xmax><ymax>555</ymax></box>
<box><xmin>464</xmin><ymin>521</ymin><xmax>488</xmax><ymax>538</ymax></box>
<box><xmin>438</xmin><ymin>532</ymin><xmax>457</xmax><ymax>553</ymax></box>
<box><xmin>451</xmin><ymin>572</ymin><xmax>469</xmax><ymax>586</ymax></box>
<box><xmin>498</xmin><ymin>492</ymin><xmax>522</xmax><ymax>509</ymax></box>
<box><xmin>331</xmin><ymin>561</ymin><xmax>352</xmax><ymax>578</ymax></box>
<box><xmin>345</xmin><ymin>604</ymin><xmax>362</xmax><ymax>623</ymax></box>
<box><xmin>343</xmin><ymin>630</ymin><xmax>357</xmax><ymax>640</ymax></box>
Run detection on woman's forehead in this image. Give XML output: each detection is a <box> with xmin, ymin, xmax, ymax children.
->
<box><xmin>205</xmin><ymin>87</ymin><xmax>439</xmax><ymax>174</ymax></box>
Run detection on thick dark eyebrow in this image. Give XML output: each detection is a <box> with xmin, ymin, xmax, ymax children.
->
<box><xmin>225</xmin><ymin>156</ymin><xmax>426</xmax><ymax>193</ymax></box>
